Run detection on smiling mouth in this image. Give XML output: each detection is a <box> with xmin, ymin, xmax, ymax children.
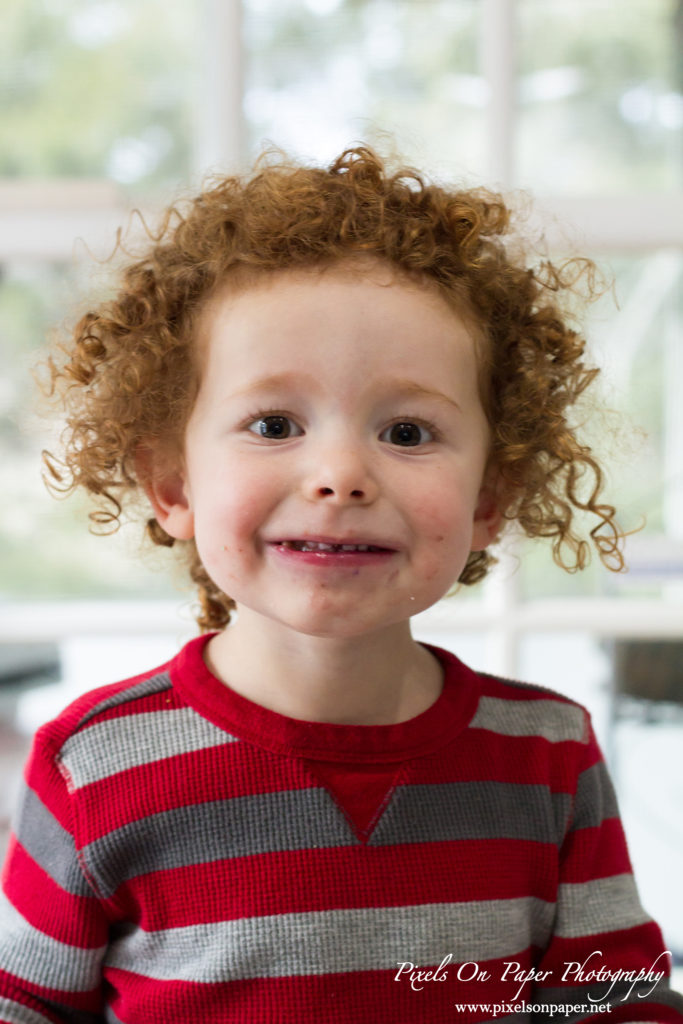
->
<box><xmin>276</xmin><ymin>540</ymin><xmax>392</xmax><ymax>553</ymax></box>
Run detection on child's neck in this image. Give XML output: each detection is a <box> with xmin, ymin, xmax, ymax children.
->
<box><xmin>203</xmin><ymin>613</ymin><xmax>443</xmax><ymax>726</ymax></box>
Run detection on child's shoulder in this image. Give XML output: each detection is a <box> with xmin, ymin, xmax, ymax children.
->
<box><xmin>467</xmin><ymin>664</ymin><xmax>592</xmax><ymax>747</ymax></box>
<box><xmin>477</xmin><ymin>668</ymin><xmax>586</xmax><ymax>707</ymax></box>
<box><xmin>33</xmin><ymin>656</ymin><xmax>176</xmax><ymax>759</ymax></box>
<box><xmin>31</xmin><ymin>642</ymin><xmax>238</xmax><ymax>796</ymax></box>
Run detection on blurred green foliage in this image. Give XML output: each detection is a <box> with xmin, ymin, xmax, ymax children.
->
<box><xmin>517</xmin><ymin>0</ymin><xmax>683</xmax><ymax>191</ymax></box>
<box><xmin>0</xmin><ymin>0</ymin><xmax>196</xmax><ymax>190</ymax></box>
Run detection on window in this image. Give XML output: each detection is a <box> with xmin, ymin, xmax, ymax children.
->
<box><xmin>2</xmin><ymin>0</ymin><xmax>682</xmax><ymax>959</ymax></box>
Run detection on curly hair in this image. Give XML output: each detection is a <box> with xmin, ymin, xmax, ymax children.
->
<box><xmin>43</xmin><ymin>145</ymin><xmax>623</xmax><ymax>631</ymax></box>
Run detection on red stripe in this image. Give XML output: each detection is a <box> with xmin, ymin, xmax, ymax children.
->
<box><xmin>2</xmin><ymin>838</ymin><xmax>108</xmax><ymax>946</ymax></box>
<box><xmin>72</xmin><ymin>742</ymin><xmax>317</xmax><ymax>841</ymax></box>
<box><xmin>560</xmin><ymin>819</ymin><xmax>634</xmax><ymax>883</ymax></box>
<box><xmin>104</xmin><ymin>957</ymin><xmax>538</xmax><ymax>1024</ymax></box>
<box><xmin>0</xmin><ymin>968</ymin><xmax>101</xmax><ymax>1015</ymax></box>
<box><xmin>0</xmin><ymin>984</ymin><xmax>66</xmax><ymax>1024</ymax></box>
<box><xmin>22</xmin><ymin>740</ymin><xmax>80</xmax><ymax>833</ymax></box>
<box><xmin>412</xmin><ymin>728</ymin><xmax>585</xmax><ymax>788</ymax></box>
<box><xmin>114</xmin><ymin>839</ymin><xmax>558</xmax><ymax>928</ymax></box>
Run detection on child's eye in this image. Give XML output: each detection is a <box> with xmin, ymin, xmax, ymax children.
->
<box><xmin>380</xmin><ymin>421</ymin><xmax>435</xmax><ymax>447</ymax></box>
<box><xmin>247</xmin><ymin>414</ymin><xmax>303</xmax><ymax>439</ymax></box>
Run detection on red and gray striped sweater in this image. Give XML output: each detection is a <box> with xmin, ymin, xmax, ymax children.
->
<box><xmin>1</xmin><ymin>634</ymin><xmax>681</xmax><ymax>1022</ymax></box>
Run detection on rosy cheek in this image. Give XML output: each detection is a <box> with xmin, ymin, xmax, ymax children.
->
<box><xmin>415</xmin><ymin>501</ymin><xmax>456</xmax><ymax>540</ymax></box>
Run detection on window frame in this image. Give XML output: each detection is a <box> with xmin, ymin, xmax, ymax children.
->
<box><xmin>1</xmin><ymin>0</ymin><xmax>681</xmax><ymax>679</ymax></box>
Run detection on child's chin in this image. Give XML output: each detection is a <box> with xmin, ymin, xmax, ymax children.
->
<box><xmin>281</xmin><ymin>607</ymin><xmax>416</xmax><ymax>642</ymax></box>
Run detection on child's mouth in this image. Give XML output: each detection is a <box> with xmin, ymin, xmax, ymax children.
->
<box><xmin>267</xmin><ymin>539</ymin><xmax>397</xmax><ymax>566</ymax></box>
<box><xmin>278</xmin><ymin>540</ymin><xmax>389</xmax><ymax>553</ymax></box>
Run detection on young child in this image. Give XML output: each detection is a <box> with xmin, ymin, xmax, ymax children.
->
<box><xmin>1</xmin><ymin>147</ymin><xmax>681</xmax><ymax>1024</ymax></box>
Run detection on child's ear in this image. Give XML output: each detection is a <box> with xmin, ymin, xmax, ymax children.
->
<box><xmin>471</xmin><ymin>471</ymin><xmax>504</xmax><ymax>552</ymax></box>
<box><xmin>135</xmin><ymin>444</ymin><xmax>195</xmax><ymax>541</ymax></box>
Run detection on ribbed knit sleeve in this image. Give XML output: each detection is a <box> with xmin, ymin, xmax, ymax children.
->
<box><xmin>531</xmin><ymin>715</ymin><xmax>682</xmax><ymax>1022</ymax></box>
<box><xmin>0</xmin><ymin>719</ymin><xmax>109</xmax><ymax>1024</ymax></box>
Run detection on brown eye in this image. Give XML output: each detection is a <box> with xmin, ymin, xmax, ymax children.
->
<box><xmin>248</xmin><ymin>414</ymin><xmax>303</xmax><ymax>439</ymax></box>
<box><xmin>382</xmin><ymin>422</ymin><xmax>432</xmax><ymax>447</ymax></box>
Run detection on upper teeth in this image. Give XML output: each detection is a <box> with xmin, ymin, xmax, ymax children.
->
<box><xmin>281</xmin><ymin>541</ymin><xmax>377</xmax><ymax>552</ymax></box>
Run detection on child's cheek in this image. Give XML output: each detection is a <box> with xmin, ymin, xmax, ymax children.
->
<box><xmin>192</xmin><ymin>481</ymin><xmax>254</xmax><ymax>573</ymax></box>
<box><xmin>411</xmin><ymin>489</ymin><xmax>458</xmax><ymax>542</ymax></box>
<box><xmin>410</xmin><ymin>489</ymin><xmax>476</xmax><ymax>584</ymax></box>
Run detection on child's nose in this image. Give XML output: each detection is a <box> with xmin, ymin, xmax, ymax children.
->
<box><xmin>301</xmin><ymin>446</ymin><xmax>379</xmax><ymax>505</ymax></box>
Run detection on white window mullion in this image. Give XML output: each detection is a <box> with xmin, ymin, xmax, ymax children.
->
<box><xmin>484</xmin><ymin>552</ymin><xmax>523</xmax><ymax>678</ymax></box>
<box><xmin>194</xmin><ymin>0</ymin><xmax>246</xmax><ymax>178</ymax></box>
<box><xmin>479</xmin><ymin>0</ymin><xmax>519</xmax><ymax>673</ymax></box>
<box><xmin>481</xmin><ymin>0</ymin><xmax>517</xmax><ymax>188</ymax></box>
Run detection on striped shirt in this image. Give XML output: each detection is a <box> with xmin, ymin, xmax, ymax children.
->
<box><xmin>1</xmin><ymin>634</ymin><xmax>681</xmax><ymax>1023</ymax></box>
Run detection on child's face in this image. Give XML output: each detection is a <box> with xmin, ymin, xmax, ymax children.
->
<box><xmin>152</xmin><ymin>261</ymin><xmax>501</xmax><ymax>641</ymax></box>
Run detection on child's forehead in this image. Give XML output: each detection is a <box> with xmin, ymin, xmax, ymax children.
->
<box><xmin>203</xmin><ymin>255</ymin><xmax>408</xmax><ymax>309</ymax></box>
<box><xmin>197</xmin><ymin>255</ymin><xmax>484</xmax><ymax>348</ymax></box>
<box><xmin>187</xmin><ymin>256</ymin><xmax>491</xmax><ymax>422</ymax></box>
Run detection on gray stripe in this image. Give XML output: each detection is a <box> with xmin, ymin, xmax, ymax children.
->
<box><xmin>13</xmin><ymin>784</ymin><xmax>93</xmax><ymax>898</ymax></box>
<box><xmin>555</xmin><ymin>874</ymin><xmax>651</xmax><ymax>938</ymax></box>
<box><xmin>75</xmin><ymin>671</ymin><xmax>173</xmax><ymax>730</ymax></box>
<box><xmin>0</xmin><ymin>998</ymin><xmax>55</xmax><ymax>1024</ymax></box>
<box><xmin>60</xmin><ymin>707</ymin><xmax>238</xmax><ymax>789</ymax></box>
<box><xmin>83</xmin><ymin>780</ymin><xmax>574</xmax><ymax>898</ymax></box>
<box><xmin>470</xmin><ymin>695</ymin><xmax>586</xmax><ymax>744</ymax></box>
<box><xmin>84</xmin><ymin>787</ymin><xmax>355</xmax><ymax>898</ymax></box>
<box><xmin>370</xmin><ymin>782</ymin><xmax>572</xmax><ymax>848</ymax></box>
<box><xmin>0</xmin><ymin>891</ymin><xmax>105</xmax><ymax>993</ymax></box>
<box><xmin>541</xmin><ymin>978</ymin><xmax>679</xmax><ymax>1013</ymax></box>
<box><xmin>105</xmin><ymin>897</ymin><xmax>554</xmax><ymax>982</ymax></box>
<box><xmin>571</xmin><ymin>760</ymin><xmax>620</xmax><ymax>831</ymax></box>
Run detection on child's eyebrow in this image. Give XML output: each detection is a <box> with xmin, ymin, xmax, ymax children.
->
<box><xmin>381</xmin><ymin>379</ymin><xmax>462</xmax><ymax>413</ymax></box>
<box><xmin>230</xmin><ymin>373</ymin><xmax>461</xmax><ymax>413</ymax></box>
<box><xmin>231</xmin><ymin>372</ymin><xmax>318</xmax><ymax>398</ymax></box>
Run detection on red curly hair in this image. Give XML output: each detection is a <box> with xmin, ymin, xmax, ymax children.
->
<box><xmin>44</xmin><ymin>146</ymin><xmax>623</xmax><ymax>630</ymax></box>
